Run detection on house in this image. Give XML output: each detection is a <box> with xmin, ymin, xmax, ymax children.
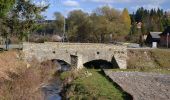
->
<box><xmin>146</xmin><ymin>32</ymin><xmax>162</xmax><ymax>47</ymax></box>
<box><xmin>159</xmin><ymin>26</ymin><xmax>170</xmax><ymax>47</ymax></box>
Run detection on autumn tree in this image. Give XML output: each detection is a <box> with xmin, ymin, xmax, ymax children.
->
<box><xmin>121</xmin><ymin>8</ymin><xmax>131</xmax><ymax>35</ymax></box>
<box><xmin>91</xmin><ymin>6</ymin><xmax>129</xmax><ymax>42</ymax></box>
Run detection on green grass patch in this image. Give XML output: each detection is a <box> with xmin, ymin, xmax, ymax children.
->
<box><xmin>66</xmin><ymin>69</ymin><xmax>131</xmax><ymax>100</ymax></box>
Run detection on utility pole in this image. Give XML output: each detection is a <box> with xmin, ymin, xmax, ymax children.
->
<box><xmin>167</xmin><ymin>33</ymin><xmax>169</xmax><ymax>48</ymax></box>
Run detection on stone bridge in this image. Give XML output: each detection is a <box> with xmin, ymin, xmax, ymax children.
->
<box><xmin>23</xmin><ymin>42</ymin><xmax>127</xmax><ymax>69</ymax></box>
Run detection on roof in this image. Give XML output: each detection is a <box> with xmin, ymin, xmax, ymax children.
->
<box><xmin>161</xmin><ymin>26</ymin><xmax>170</xmax><ymax>35</ymax></box>
<box><xmin>150</xmin><ymin>32</ymin><xmax>162</xmax><ymax>39</ymax></box>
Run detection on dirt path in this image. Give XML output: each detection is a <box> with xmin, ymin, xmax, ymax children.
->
<box><xmin>104</xmin><ymin>71</ymin><xmax>170</xmax><ymax>100</ymax></box>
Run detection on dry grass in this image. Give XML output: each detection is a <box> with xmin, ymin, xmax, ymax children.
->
<box><xmin>127</xmin><ymin>49</ymin><xmax>158</xmax><ymax>69</ymax></box>
<box><xmin>0</xmin><ymin>50</ymin><xmax>26</xmax><ymax>80</ymax></box>
<box><xmin>151</xmin><ymin>49</ymin><xmax>170</xmax><ymax>68</ymax></box>
<box><xmin>0</xmin><ymin>51</ymin><xmax>57</xmax><ymax>100</ymax></box>
<box><xmin>128</xmin><ymin>49</ymin><xmax>170</xmax><ymax>70</ymax></box>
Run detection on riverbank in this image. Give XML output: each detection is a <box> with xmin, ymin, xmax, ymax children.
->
<box><xmin>62</xmin><ymin>69</ymin><xmax>132</xmax><ymax>100</ymax></box>
<box><xmin>0</xmin><ymin>51</ymin><xmax>57</xmax><ymax>100</ymax></box>
<box><xmin>128</xmin><ymin>49</ymin><xmax>170</xmax><ymax>69</ymax></box>
<box><xmin>0</xmin><ymin>49</ymin><xmax>169</xmax><ymax>100</ymax></box>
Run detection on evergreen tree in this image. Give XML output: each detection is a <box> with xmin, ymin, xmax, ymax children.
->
<box><xmin>0</xmin><ymin>0</ymin><xmax>15</xmax><ymax>49</ymax></box>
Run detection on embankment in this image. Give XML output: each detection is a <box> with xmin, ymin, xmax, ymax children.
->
<box><xmin>0</xmin><ymin>50</ymin><xmax>57</xmax><ymax>100</ymax></box>
<box><xmin>127</xmin><ymin>49</ymin><xmax>170</xmax><ymax>70</ymax></box>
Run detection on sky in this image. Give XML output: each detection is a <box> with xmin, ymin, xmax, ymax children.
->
<box><xmin>34</xmin><ymin>0</ymin><xmax>170</xmax><ymax>20</ymax></box>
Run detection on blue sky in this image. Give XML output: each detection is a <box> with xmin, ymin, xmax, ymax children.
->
<box><xmin>35</xmin><ymin>0</ymin><xmax>170</xmax><ymax>19</ymax></box>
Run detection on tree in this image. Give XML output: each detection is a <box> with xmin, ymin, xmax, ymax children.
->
<box><xmin>0</xmin><ymin>0</ymin><xmax>15</xmax><ymax>49</ymax></box>
<box><xmin>94</xmin><ymin>6</ymin><xmax>120</xmax><ymax>21</ymax></box>
<box><xmin>91</xmin><ymin>6</ymin><xmax>128</xmax><ymax>42</ymax></box>
<box><xmin>0</xmin><ymin>0</ymin><xmax>15</xmax><ymax>36</ymax></box>
<box><xmin>121</xmin><ymin>8</ymin><xmax>131</xmax><ymax>35</ymax></box>
<box><xmin>130</xmin><ymin>7</ymin><xmax>170</xmax><ymax>43</ymax></box>
<box><xmin>9</xmin><ymin>0</ymin><xmax>49</xmax><ymax>42</ymax></box>
<box><xmin>162</xmin><ymin>12</ymin><xmax>170</xmax><ymax>27</ymax></box>
<box><xmin>67</xmin><ymin>10</ymin><xmax>91</xmax><ymax>42</ymax></box>
<box><xmin>0</xmin><ymin>0</ymin><xmax>15</xmax><ymax>18</ymax></box>
<box><xmin>91</xmin><ymin>14</ymin><xmax>113</xmax><ymax>43</ymax></box>
<box><xmin>53</xmin><ymin>12</ymin><xmax>64</xmax><ymax>34</ymax></box>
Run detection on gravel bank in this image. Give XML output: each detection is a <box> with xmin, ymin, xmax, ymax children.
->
<box><xmin>104</xmin><ymin>71</ymin><xmax>170</xmax><ymax>100</ymax></box>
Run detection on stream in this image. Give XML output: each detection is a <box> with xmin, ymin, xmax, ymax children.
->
<box><xmin>41</xmin><ymin>59</ymin><xmax>115</xmax><ymax>100</ymax></box>
<box><xmin>41</xmin><ymin>59</ymin><xmax>71</xmax><ymax>100</ymax></box>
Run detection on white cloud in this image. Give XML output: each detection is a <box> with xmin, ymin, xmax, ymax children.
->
<box><xmin>63</xmin><ymin>0</ymin><xmax>79</xmax><ymax>7</ymax></box>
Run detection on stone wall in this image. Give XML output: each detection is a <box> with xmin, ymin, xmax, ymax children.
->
<box><xmin>22</xmin><ymin>42</ymin><xmax>127</xmax><ymax>69</ymax></box>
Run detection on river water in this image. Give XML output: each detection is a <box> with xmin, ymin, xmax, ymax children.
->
<box><xmin>41</xmin><ymin>59</ymin><xmax>71</xmax><ymax>100</ymax></box>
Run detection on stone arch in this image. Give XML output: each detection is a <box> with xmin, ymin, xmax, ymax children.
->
<box><xmin>83</xmin><ymin>59</ymin><xmax>117</xmax><ymax>69</ymax></box>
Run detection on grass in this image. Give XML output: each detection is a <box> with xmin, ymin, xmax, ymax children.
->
<box><xmin>0</xmin><ymin>50</ymin><xmax>26</xmax><ymax>80</ymax></box>
<box><xmin>65</xmin><ymin>69</ymin><xmax>131</xmax><ymax>100</ymax></box>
